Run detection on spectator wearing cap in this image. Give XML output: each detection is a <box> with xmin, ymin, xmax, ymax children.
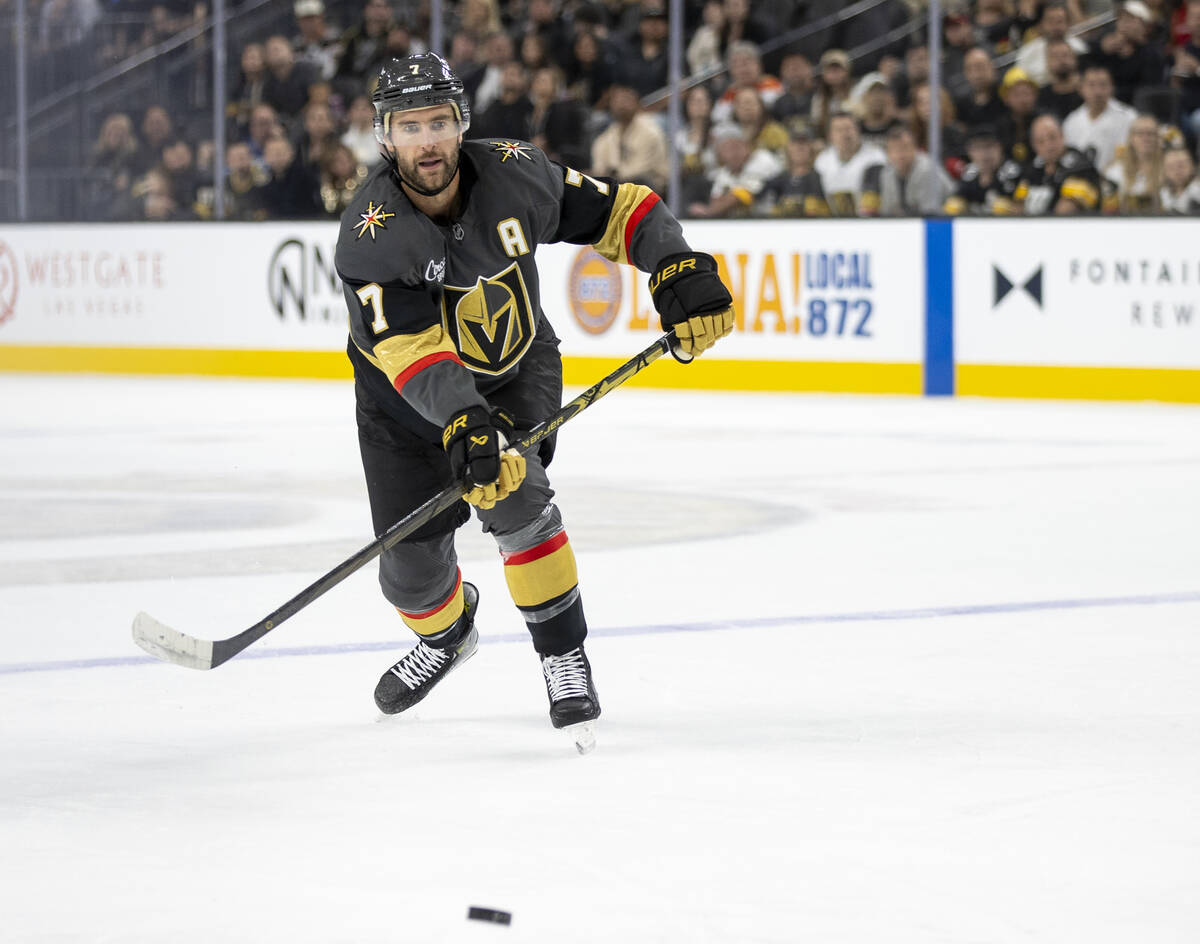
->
<box><xmin>687</xmin><ymin>123</ymin><xmax>783</xmax><ymax>218</ymax></box>
<box><xmin>955</xmin><ymin>47</ymin><xmax>1008</xmax><ymax>129</ymax></box>
<box><xmin>1171</xmin><ymin>0</ymin><xmax>1200</xmax><ymax>142</ymax></box>
<box><xmin>1015</xmin><ymin>1</ymin><xmax>1087</xmax><ymax>86</ymax></box>
<box><xmin>814</xmin><ymin>111</ymin><xmax>886</xmax><ymax>216</ymax></box>
<box><xmin>614</xmin><ymin>5</ymin><xmax>669</xmax><ymax>98</ymax></box>
<box><xmin>293</xmin><ymin>0</ymin><xmax>339</xmax><ymax>82</ymax></box>
<box><xmin>758</xmin><ymin>127</ymin><xmax>830</xmax><ymax>217</ymax></box>
<box><xmin>712</xmin><ymin>41</ymin><xmax>784</xmax><ymax>125</ymax></box>
<box><xmin>1014</xmin><ymin>113</ymin><xmax>1103</xmax><ymax>214</ymax></box>
<box><xmin>772</xmin><ymin>52</ymin><xmax>816</xmax><ymax>131</ymax></box>
<box><xmin>996</xmin><ymin>66</ymin><xmax>1039</xmax><ymax>163</ymax></box>
<box><xmin>862</xmin><ymin>123</ymin><xmax>955</xmax><ymax>216</ymax></box>
<box><xmin>1104</xmin><ymin>113</ymin><xmax>1166</xmax><ymax>212</ymax></box>
<box><xmin>1159</xmin><ymin>146</ymin><xmax>1200</xmax><ymax>213</ymax></box>
<box><xmin>811</xmin><ymin>48</ymin><xmax>854</xmax><ymax>139</ymax></box>
<box><xmin>1036</xmin><ymin>38</ymin><xmax>1084</xmax><ymax>120</ymax></box>
<box><xmin>1088</xmin><ymin>0</ymin><xmax>1167</xmax><ymax>105</ymax></box>
<box><xmin>333</xmin><ymin>0</ymin><xmax>395</xmax><ymax>97</ymax></box>
<box><xmin>1063</xmin><ymin>64</ymin><xmax>1137</xmax><ymax>170</ymax></box>
<box><xmin>854</xmin><ymin>73</ymin><xmax>900</xmax><ymax>152</ymax></box>
<box><xmin>944</xmin><ymin>125</ymin><xmax>1022</xmax><ymax>214</ymax></box>
<box><xmin>590</xmin><ymin>84</ymin><xmax>669</xmax><ymax>193</ymax></box>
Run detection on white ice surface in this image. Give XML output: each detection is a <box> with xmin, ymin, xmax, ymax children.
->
<box><xmin>1</xmin><ymin>374</ymin><xmax>1199</xmax><ymax>943</ymax></box>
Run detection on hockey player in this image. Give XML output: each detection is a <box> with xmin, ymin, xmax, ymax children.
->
<box><xmin>335</xmin><ymin>53</ymin><xmax>734</xmax><ymax>746</ymax></box>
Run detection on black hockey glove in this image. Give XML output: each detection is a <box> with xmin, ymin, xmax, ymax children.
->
<box><xmin>442</xmin><ymin>406</ymin><xmax>526</xmax><ymax>510</ymax></box>
<box><xmin>648</xmin><ymin>251</ymin><xmax>735</xmax><ymax>362</ymax></box>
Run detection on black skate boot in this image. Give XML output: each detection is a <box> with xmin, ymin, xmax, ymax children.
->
<box><xmin>374</xmin><ymin>583</ymin><xmax>479</xmax><ymax>715</ymax></box>
<box><xmin>540</xmin><ymin>645</ymin><xmax>600</xmax><ymax>753</ymax></box>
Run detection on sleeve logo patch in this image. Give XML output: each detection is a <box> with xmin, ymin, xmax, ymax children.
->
<box><xmin>492</xmin><ymin>141</ymin><xmax>533</xmax><ymax>163</ymax></box>
<box><xmin>354</xmin><ymin>201</ymin><xmax>395</xmax><ymax>240</ymax></box>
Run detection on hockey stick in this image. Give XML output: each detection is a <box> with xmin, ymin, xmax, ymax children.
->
<box><xmin>132</xmin><ymin>331</ymin><xmax>677</xmax><ymax>670</ymax></box>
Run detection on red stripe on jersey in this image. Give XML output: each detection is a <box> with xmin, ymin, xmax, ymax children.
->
<box><xmin>502</xmin><ymin>530</ymin><xmax>569</xmax><ymax>567</ymax></box>
<box><xmin>393</xmin><ymin>351</ymin><xmax>462</xmax><ymax>395</ymax></box>
<box><xmin>399</xmin><ymin>570</ymin><xmax>462</xmax><ymax>619</ymax></box>
<box><xmin>623</xmin><ymin>192</ymin><xmax>661</xmax><ymax>261</ymax></box>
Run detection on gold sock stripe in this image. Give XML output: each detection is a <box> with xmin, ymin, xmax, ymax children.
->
<box><xmin>503</xmin><ymin>532</ymin><xmax>579</xmax><ymax>609</ymax></box>
<box><xmin>397</xmin><ymin>572</ymin><xmax>465</xmax><ymax>637</ymax></box>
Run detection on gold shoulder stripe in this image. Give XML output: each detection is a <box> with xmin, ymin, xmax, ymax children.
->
<box><xmin>592</xmin><ymin>182</ymin><xmax>655</xmax><ymax>265</ymax></box>
<box><xmin>366</xmin><ymin>323</ymin><xmax>460</xmax><ymax>391</ymax></box>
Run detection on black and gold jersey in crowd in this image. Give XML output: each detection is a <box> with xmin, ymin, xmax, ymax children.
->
<box><xmin>335</xmin><ymin>139</ymin><xmax>690</xmax><ymax>436</ymax></box>
<box><xmin>1014</xmin><ymin>147</ymin><xmax>1103</xmax><ymax>215</ymax></box>
<box><xmin>760</xmin><ymin>170</ymin><xmax>831</xmax><ymax>217</ymax></box>
<box><xmin>943</xmin><ymin>159</ymin><xmax>1022</xmax><ymax>215</ymax></box>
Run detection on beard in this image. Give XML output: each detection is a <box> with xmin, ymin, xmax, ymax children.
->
<box><xmin>394</xmin><ymin>142</ymin><xmax>461</xmax><ymax>197</ymax></box>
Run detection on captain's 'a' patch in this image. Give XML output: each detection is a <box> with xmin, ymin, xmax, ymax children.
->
<box><xmin>441</xmin><ymin>262</ymin><xmax>535</xmax><ymax>374</ymax></box>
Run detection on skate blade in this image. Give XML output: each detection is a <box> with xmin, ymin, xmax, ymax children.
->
<box><xmin>563</xmin><ymin>720</ymin><xmax>596</xmax><ymax>755</ymax></box>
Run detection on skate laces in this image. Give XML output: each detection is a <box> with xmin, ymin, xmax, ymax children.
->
<box><xmin>542</xmin><ymin>648</ymin><xmax>589</xmax><ymax>701</ymax></box>
<box><xmin>391</xmin><ymin>641</ymin><xmax>449</xmax><ymax>690</ymax></box>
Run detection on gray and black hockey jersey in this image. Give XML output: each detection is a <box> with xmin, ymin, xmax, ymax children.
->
<box><xmin>334</xmin><ymin>138</ymin><xmax>690</xmax><ymax>435</ymax></box>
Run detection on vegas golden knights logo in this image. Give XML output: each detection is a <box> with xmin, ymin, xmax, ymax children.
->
<box><xmin>441</xmin><ymin>262</ymin><xmax>536</xmax><ymax>375</ymax></box>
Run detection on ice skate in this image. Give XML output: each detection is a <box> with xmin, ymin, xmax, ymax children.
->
<box><xmin>540</xmin><ymin>645</ymin><xmax>600</xmax><ymax>754</ymax></box>
<box><xmin>374</xmin><ymin>583</ymin><xmax>479</xmax><ymax>714</ymax></box>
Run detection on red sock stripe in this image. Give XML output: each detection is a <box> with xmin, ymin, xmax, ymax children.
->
<box><xmin>399</xmin><ymin>569</ymin><xmax>462</xmax><ymax>619</ymax></box>
<box><xmin>623</xmin><ymin>192</ymin><xmax>661</xmax><ymax>261</ymax></box>
<box><xmin>502</xmin><ymin>530</ymin><xmax>569</xmax><ymax>567</ymax></box>
<box><xmin>394</xmin><ymin>351</ymin><xmax>463</xmax><ymax>395</ymax></box>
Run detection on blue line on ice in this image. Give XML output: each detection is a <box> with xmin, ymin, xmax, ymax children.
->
<box><xmin>3</xmin><ymin>590</ymin><xmax>1198</xmax><ymax>676</ymax></box>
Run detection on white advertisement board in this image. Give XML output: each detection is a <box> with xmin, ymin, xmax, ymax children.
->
<box><xmin>955</xmin><ymin>219</ymin><xmax>1200</xmax><ymax>369</ymax></box>
<box><xmin>0</xmin><ymin>222</ymin><xmax>345</xmax><ymax>350</ymax></box>
<box><xmin>0</xmin><ymin>220</ymin><xmax>925</xmax><ymax>367</ymax></box>
<box><xmin>543</xmin><ymin>219</ymin><xmax>925</xmax><ymax>364</ymax></box>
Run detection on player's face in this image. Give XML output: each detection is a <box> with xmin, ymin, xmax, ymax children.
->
<box><xmin>386</xmin><ymin>104</ymin><xmax>463</xmax><ymax>195</ymax></box>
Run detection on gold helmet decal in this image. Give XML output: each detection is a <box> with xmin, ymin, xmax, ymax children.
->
<box><xmin>441</xmin><ymin>262</ymin><xmax>535</xmax><ymax>374</ymax></box>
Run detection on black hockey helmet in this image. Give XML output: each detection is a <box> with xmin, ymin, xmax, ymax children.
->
<box><xmin>372</xmin><ymin>52</ymin><xmax>471</xmax><ymax>144</ymax></box>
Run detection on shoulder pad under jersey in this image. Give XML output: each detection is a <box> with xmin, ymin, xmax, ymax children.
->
<box><xmin>461</xmin><ymin>138</ymin><xmax>559</xmax><ymax>199</ymax></box>
<box><xmin>335</xmin><ymin>163</ymin><xmax>427</xmax><ymax>285</ymax></box>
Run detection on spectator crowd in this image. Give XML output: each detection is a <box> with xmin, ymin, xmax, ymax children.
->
<box><xmin>34</xmin><ymin>0</ymin><xmax>1200</xmax><ymax>220</ymax></box>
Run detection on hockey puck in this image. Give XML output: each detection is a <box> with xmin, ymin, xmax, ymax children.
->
<box><xmin>467</xmin><ymin>906</ymin><xmax>512</xmax><ymax>926</ymax></box>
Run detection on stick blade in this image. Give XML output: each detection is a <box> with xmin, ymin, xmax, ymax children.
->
<box><xmin>132</xmin><ymin>611</ymin><xmax>216</xmax><ymax>670</ymax></box>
